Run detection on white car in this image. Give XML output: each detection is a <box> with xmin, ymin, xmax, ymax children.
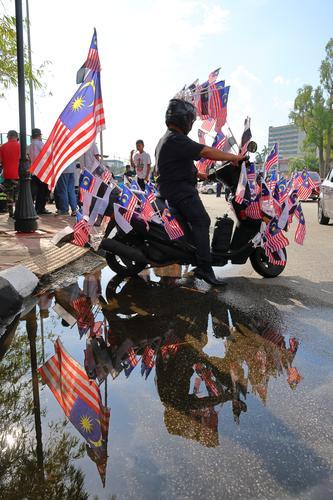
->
<box><xmin>318</xmin><ymin>167</ymin><xmax>333</xmax><ymax>224</ymax></box>
<box><xmin>199</xmin><ymin>182</ymin><xmax>217</xmax><ymax>194</ymax></box>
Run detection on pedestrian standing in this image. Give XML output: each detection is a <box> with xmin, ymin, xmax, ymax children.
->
<box><xmin>27</xmin><ymin>128</ymin><xmax>51</xmax><ymax>215</ymax></box>
<box><xmin>130</xmin><ymin>140</ymin><xmax>151</xmax><ymax>190</ymax></box>
<box><xmin>0</xmin><ymin>130</ymin><xmax>20</xmax><ymax>217</ymax></box>
<box><xmin>54</xmin><ymin>162</ymin><xmax>78</xmax><ymax>216</ymax></box>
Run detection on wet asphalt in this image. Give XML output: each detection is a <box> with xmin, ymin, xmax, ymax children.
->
<box><xmin>0</xmin><ymin>199</ymin><xmax>332</xmax><ymax>499</ymax></box>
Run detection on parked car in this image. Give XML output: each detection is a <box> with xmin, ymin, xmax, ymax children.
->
<box><xmin>199</xmin><ymin>182</ymin><xmax>217</xmax><ymax>194</ymax></box>
<box><xmin>318</xmin><ymin>167</ymin><xmax>333</xmax><ymax>224</ymax></box>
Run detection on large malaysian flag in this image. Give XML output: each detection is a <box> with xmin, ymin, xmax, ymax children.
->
<box><xmin>30</xmin><ymin>31</ymin><xmax>105</xmax><ymax>191</ymax></box>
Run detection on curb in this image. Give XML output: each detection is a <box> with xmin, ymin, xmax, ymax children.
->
<box><xmin>0</xmin><ymin>265</ymin><xmax>39</xmax><ymax>319</ymax></box>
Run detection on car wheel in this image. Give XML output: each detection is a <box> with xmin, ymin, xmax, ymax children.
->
<box><xmin>207</xmin><ymin>189</ymin><xmax>214</xmax><ymax>194</ymax></box>
<box><xmin>318</xmin><ymin>201</ymin><xmax>330</xmax><ymax>225</ymax></box>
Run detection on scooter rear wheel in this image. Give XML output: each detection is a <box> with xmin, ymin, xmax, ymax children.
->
<box><xmin>250</xmin><ymin>247</ymin><xmax>286</xmax><ymax>278</ymax></box>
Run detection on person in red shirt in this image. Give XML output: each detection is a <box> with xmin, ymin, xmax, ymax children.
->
<box><xmin>0</xmin><ymin>130</ymin><xmax>20</xmax><ymax>217</ymax></box>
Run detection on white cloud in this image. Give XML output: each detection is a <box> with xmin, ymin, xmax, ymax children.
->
<box><xmin>273</xmin><ymin>75</ymin><xmax>290</xmax><ymax>86</ymax></box>
<box><xmin>273</xmin><ymin>96</ymin><xmax>294</xmax><ymax>111</ymax></box>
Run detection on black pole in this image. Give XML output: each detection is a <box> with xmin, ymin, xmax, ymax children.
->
<box><xmin>26</xmin><ymin>0</ymin><xmax>35</xmax><ymax>130</ymax></box>
<box><xmin>14</xmin><ymin>0</ymin><xmax>38</xmax><ymax>232</ymax></box>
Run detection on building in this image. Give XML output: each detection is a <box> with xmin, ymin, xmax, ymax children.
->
<box><xmin>268</xmin><ymin>124</ymin><xmax>306</xmax><ymax>173</ymax></box>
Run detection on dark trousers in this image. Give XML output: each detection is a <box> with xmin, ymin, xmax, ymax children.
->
<box><xmin>31</xmin><ymin>175</ymin><xmax>49</xmax><ymax>213</ymax></box>
<box><xmin>137</xmin><ymin>177</ymin><xmax>145</xmax><ymax>190</ymax></box>
<box><xmin>216</xmin><ymin>182</ymin><xmax>222</xmax><ymax>198</ymax></box>
<box><xmin>173</xmin><ymin>192</ymin><xmax>211</xmax><ymax>268</ymax></box>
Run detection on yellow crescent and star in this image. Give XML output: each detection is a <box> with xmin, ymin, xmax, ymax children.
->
<box><xmin>79</xmin><ymin>414</ymin><xmax>103</xmax><ymax>447</ymax></box>
<box><xmin>71</xmin><ymin>79</ymin><xmax>96</xmax><ymax>112</ymax></box>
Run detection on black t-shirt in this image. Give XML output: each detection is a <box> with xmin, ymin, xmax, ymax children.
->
<box><xmin>155</xmin><ymin>129</ymin><xmax>204</xmax><ymax>203</ymax></box>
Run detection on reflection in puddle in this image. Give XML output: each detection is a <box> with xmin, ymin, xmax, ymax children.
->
<box><xmin>0</xmin><ymin>265</ymin><xmax>303</xmax><ymax>496</ymax></box>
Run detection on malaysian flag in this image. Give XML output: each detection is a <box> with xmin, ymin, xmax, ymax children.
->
<box><xmin>194</xmin><ymin>363</ymin><xmax>219</xmax><ymax>397</ymax></box>
<box><xmin>209</xmin><ymin>82</ymin><xmax>229</xmax><ymax>131</ymax></box>
<box><xmin>198</xmin><ymin>129</ymin><xmax>206</xmax><ymax>145</ymax></box>
<box><xmin>161</xmin><ymin>208</ymin><xmax>184</xmax><ymax>240</ymax></box>
<box><xmin>235</xmin><ymin>164</ymin><xmax>249</xmax><ymax>204</ymax></box>
<box><xmin>200</xmin><ymin>132</ymin><xmax>228</xmax><ymax>170</ymax></box>
<box><xmin>265</xmin><ymin>143</ymin><xmax>278</xmax><ymax>172</ymax></box>
<box><xmin>208</xmin><ymin>67</ymin><xmax>221</xmax><ymax>83</ymax></box>
<box><xmin>122</xmin><ymin>348</ymin><xmax>139</xmax><ymax>377</ymax></box>
<box><xmin>295</xmin><ymin>170</ymin><xmax>316</xmax><ymax>200</ymax></box>
<box><xmin>102</xmin><ymin>168</ymin><xmax>113</xmax><ymax>184</ymax></box>
<box><xmin>145</xmin><ymin>183</ymin><xmax>157</xmax><ymax>203</ymax></box>
<box><xmin>141</xmin><ymin>346</ymin><xmax>155</xmax><ymax>379</ymax></box>
<box><xmin>266</xmin><ymin>169</ymin><xmax>278</xmax><ymax>192</ymax></box>
<box><xmin>264</xmin><ymin>217</ymin><xmax>289</xmax><ymax>252</ymax></box>
<box><xmin>38</xmin><ymin>338</ymin><xmax>109</xmax><ymax>430</ymax></box>
<box><xmin>140</xmin><ymin>198</ymin><xmax>155</xmax><ymax>224</ymax></box>
<box><xmin>39</xmin><ymin>339</ymin><xmax>110</xmax><ymax>487</ymax></box>
<box><xmin>294</xmin><ymin>204</ymin><xmax>306</xmax><ymax>245</ymax></box>
<box><xmin>76</xmin><ymin>29</ymin><xmax>101</xmax><ymax>83</ymax></box>
<box><xmin>73</xmin><ymin>217</ymin><xmax>90</xmax><ymax>247</ymax></box>
<box><xmin>240</xmin><ymin>116</ymin><xmax>252</xmax><ymax>155</ymax></box>
<box><xmin>118</xmin><ymin>186</ymin><xmax>138</xmax><ymax>222</ymax></box>
<box><xmin>200</xmin><ymin>117</ymin><xmax>215</xmax><ymax>132</ymax></box>
<box><xmin>30</xmin><ymin>33</ymin><xmax>105</xmax><ymax>191</ymax></box>
<box><xmin>245</xmin><ymin>200</ymin><xmax>262</xmax><ymax>219</ymax></box>
<box><xmin>199</xmin><ymin>81</ymin><xmax>210</xmax><ymax>118</ymax></box>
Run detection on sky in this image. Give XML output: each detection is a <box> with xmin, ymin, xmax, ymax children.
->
<box><xmin>0</xmin><ymin>0</ymin><xmax>333</xmax><ymax>163</ymax></box>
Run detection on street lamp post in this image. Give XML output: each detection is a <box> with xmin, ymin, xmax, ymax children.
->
<box><xmin>26</xmin><ymin>0</ymin><xmax>35</xmax><ymax>131</ymax></box>
<box><xmin>14</xmin><ymin>0</ymin><xmax>38</xmax><ymax>233</ymax></box>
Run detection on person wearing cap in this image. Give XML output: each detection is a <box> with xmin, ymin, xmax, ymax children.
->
<box><xmin>0</xmin><ymin>130</ymin><xmax>20</xmax><ymax>217</ymax></box>
<box><xmin>27</xmin><ymin>128</ymin><xmax>51</xmax><ymax>215</ymax></box>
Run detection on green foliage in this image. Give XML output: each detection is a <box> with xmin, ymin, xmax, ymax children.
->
<box><xmin>0</xmin><ymin>15</ymin><xmax>48</xmax><ymax>97</ymax></box>
<box><xmin>287</xmin><ymin>153</ymin><xmax>319</xmax><ymax>176</ymax></box>
<box><xmin>255</xmin><ymin>145</ymin><xmax>269</xmax><ymax>167</ymax></box>
<box><xmin>289</xmin><ymin>37</ymin><xmax>333</xmax><ymax>177</ymax></box>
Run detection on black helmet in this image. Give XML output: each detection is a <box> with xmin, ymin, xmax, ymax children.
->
<box><xmin>165</xmin><ymin>99</ymin><xmax>196</xmax><ymax>135</ymax></box>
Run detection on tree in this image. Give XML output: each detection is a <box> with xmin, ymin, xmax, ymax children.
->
<box><xmin>0</xmin><ymin>15</ymin><xmax>47</xmax><ymax>97</ymax></box>
<box><xmin>255</xmin><ymin>145</ymin><xmax>269</xmax><ymax>169</ymax></box>
<box><xmin>320</xmin><ymin>38</ymin><xmax>333</xmax><ymax>174</ymax></box>
<box><xmin>289</xmin><ymin>85</ymin><xmax>329</xmax><ymax>177</ymax></box>
<box><xmin>287</xmin><ymin>152</ymin><xmax>319</xmax><ymax>176</ymax></box>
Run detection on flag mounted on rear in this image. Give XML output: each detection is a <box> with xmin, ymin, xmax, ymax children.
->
<box><xmin>30</xmin><ymin>30</ymin><xmax>105</xmax><ymax>191</ymax></box>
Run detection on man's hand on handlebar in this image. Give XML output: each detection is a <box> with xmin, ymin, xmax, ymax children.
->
<box><xmin>201</xmin><ymin>145</ymin><xmax>247</xmax><ymax>166</ymax></box>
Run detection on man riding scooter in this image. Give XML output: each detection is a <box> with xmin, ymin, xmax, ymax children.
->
<box><xmin>155</xmin><ymin>99</ymin><xmax>246</xmax><ymax>286</ymax></box>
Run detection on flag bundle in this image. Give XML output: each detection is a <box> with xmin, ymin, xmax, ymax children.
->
<box><xmin>30</xmin><ymin>30</ymin><xmax>105</xmax><ymax>191</ymax></box>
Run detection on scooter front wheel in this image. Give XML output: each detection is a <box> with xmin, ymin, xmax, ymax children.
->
<box><xmin>250</xmin><ymin>247</ymin><xmax>286</xmax><ymax>278</ymax></box>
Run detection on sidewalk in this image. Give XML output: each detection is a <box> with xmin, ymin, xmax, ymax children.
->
<box><xmin>0</xmin><ymin>204</ymin><xmax>85</xmax><ymax>271</ymax></box>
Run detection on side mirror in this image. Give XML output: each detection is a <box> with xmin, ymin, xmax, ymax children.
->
<box><xmin>247</xmin><ymin>141</ymin><xmax>257</xmax><ymax>153</ymax></box>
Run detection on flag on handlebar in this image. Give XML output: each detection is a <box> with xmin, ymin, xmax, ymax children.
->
<box><xmin>118</xmin><ymin>186</ymin><xmax>138</xmax><ymax>222</ymax></box>
<box><xmin>161</xmin><ymin>208</ymin><xmax>184</xmax><ymax>240</ymax></box>
<box><xmin>198</xmin><ymin>129</ymin><xmax>206</xmax><ymax>145</ymax></box>
<box><xmin>294</xmin><ymin>204</ymin><xmax>306</xmax><ymax>245</ymax></box>
<box><xmin>240</xmin><ymin>116</ymin><xmax>252</xmax><ymax>154</ymax></box>
<box><xmin>264</xmin><ymin>217</ymin><xmax>289</xmax><ymax>252</ymax></box>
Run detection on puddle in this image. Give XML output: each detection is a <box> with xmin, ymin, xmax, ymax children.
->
<box><xmin>0</xmin><ymin>265</ymin><xmax>332</xmax><ymax>499</ymax></box>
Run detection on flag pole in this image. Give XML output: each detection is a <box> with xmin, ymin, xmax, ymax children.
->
<box><xmin>99</xmin><ymin>131</ymin><xmax>104</xmax><ymax>161</ymax></box>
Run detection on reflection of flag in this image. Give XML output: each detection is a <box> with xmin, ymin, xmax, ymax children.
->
<box><xmin>122</xmin><ymin>348</ymin><xmax>139</xmax><ymax>377</ymax></box>
<box><xmin>38</xmin><ymin>339</ymin><xmax>109</xmax><ymax>432</ymax></box>
<box><xmin>294</xmin><ymin>204</ymin><xmax>306</xmax><ymax>245</ymax></box>
<box><xmin>161</xmin><ymin>208</ymin><xmax>184</xmax><ymax>240</ymax></box>
<box><xmin>141</xmin><ymin>346</ymin><xmax>155</xmax><ymax>379</ymax></box>
<box><xmin>264</xmin><ymin>143</ymin><xmax>278</xmax><ymax>172</ymax></box>
<box><xmin>31</xmin><ymin>35</ymin><xmax>105</xmax><ymax>190</ymax></box>
<box><xmin>76</xmin><ymin>29</ymin><xmax>101</xmax><ymax>83</ymax></box>
<box><xmin>194</xmin><ymin>363</ymin><xmax>219</xmax><ymax>397</ymax></box>
<box><xmin>71</xmin><ymin>296</ymin><xmax>94</xmax><ymax>337</ymax></box>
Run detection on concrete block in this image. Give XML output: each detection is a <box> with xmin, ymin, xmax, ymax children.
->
<box><xmin>0</xmin><ymin>265</ymin><xmax>39</xmax><ymax>298</ymax></box>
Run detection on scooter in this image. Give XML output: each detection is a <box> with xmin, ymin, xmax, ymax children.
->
<box><xmin>100</xmin><ymin>142</ymin><xmax>286</xmax><ymax>279</ymax></box>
